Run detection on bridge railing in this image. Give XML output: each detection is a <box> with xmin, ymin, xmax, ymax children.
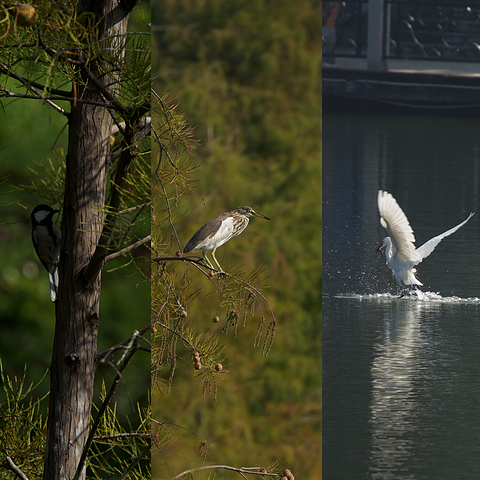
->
<box><xmin>323</xmin><ymin>1</ymin><xmax>480</xmax><ymax>67</ymax></box>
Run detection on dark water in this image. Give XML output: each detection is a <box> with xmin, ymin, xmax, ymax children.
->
<box><xmin>323</xmin><ymin>113</ymin><xmax>480</xmax><ymax>479</ymax></box>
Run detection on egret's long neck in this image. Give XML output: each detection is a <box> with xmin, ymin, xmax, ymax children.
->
<box><xmin>384</xmin><ymin>237</ymin><xmax>393</xmax><ymax>261</ymax></box>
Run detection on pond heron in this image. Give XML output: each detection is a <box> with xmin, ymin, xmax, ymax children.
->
<box><xmin>377</xmin><ymin>190</ymin><xmax>474</xmax><ymax>286</ymax></box>
<box><xmin>184</xmin><ymin>205</ymin><xmax>271</xmax><ymax>271</ymax></box>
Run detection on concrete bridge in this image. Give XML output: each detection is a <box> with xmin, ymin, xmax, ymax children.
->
<box><xmin>323</xmin><ymin>0</ymin><xmax>480</xmax><ymax>113</ymax></box>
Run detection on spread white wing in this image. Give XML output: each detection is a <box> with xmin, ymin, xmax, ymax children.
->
<box><xmin>415</xmin><ymin>212</ymin><xmax>475</xmax><ymax>262</ymax></box>
<box><xmin>377</xmin><ymin>190</ymin><xmax>421</xmax><ymax>264</ymax></box>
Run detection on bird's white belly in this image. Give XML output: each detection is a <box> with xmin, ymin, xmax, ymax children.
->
<box><xmin>389</xmin><ymin>257</ymin><xmax>421</xmax><ymax>286</ymax></box>
<box><xmin>202</xmin><ymin>218</ymin><xmax>238</xmax><ymax>251</ymax></box>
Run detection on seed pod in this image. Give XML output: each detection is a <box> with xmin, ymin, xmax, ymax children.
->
<box><xmin>213</xmin><ymin>315</ymin><xmax>220</xmax><ymax>323</ymax></box>
<box><xmin>284</xmin><ymin>469</ymin><xmax>294</xmax><ymax>480</ymax></box>
<box><xmin>215</xmin><ymin>363</ymin><xmax>223</xmax><ymax>371</ymax></box>
<box><xmin>16</xmin><ymin>5</ymin><xmax>38</xmax><ymax>26</ymax></box>
<box><xmin>176</xmin><ymin>250</ymin><xmax>183</xmax><ymax>257</ymax></box>
<box><xmin>194</xmin><ymin>361</ymin><xmax>202</xmax><ymax>370</ymax></box>
<box><xmin>180</xmin><ymin>309</ymin><xmax>187</xmax><ymax>318</ymax></box>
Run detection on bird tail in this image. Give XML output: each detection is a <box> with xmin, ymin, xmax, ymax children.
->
<box><xmin>398</xmin><ymin>268</ymin><xmax>423</xmax><ymax>286</ymax></box>
<box><xmin>49</xmin><ymin>268</ymin><xmax>58</xmax><ymax>303</ymax></box>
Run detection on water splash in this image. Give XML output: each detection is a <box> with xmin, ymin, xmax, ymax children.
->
<box><xmin>333</xmin><ymin>291</ymin><xmax>480</xmax><ymax>304</ymax></box>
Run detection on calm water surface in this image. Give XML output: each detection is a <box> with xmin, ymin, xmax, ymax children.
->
<box><xmin>323</xmin><ymin>113</ymin><xmax>480</xmax><ymax>479</ymax></box>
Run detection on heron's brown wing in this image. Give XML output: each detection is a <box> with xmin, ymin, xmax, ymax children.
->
<box><xmin>183</xmin><ymin>212</ymin><xmax>230</xmax><ymax>253</ymax></box>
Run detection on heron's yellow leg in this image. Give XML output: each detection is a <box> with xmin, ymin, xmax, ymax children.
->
<box><xmin>202</xmin><ymin>251</ymin><xmax>216</xmax><ymax>270</ymax></box>
<box><xmin>211</xmin><ymin>248</ymin><xmax>224</xmax><ymax>272</ymax></box>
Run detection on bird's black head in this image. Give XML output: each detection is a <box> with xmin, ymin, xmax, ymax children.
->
<box><xmin>31</xmin><ymin>204</ymin><xmax>60</xmax><ymax>225</ymax></box>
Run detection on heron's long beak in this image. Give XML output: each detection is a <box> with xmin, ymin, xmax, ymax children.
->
<box><xmin>376</xmin><ymin>243</ymin><xmax>385</xmax><ymax>256</ymax></box>
<box><xmin>253</xmin><ymin>211</ymin><xmax>271</xmax><ymax>221</ymax></box>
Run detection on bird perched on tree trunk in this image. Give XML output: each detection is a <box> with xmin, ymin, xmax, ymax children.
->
<box><xmin>183</xmin><ymin>205</ymin><xmax>271</xmax><ymax>272</ymax></box>
<box><xmin>31</xmin><ymin>204</ymin><xmax>61</xmax><ymax>302</ymax></box>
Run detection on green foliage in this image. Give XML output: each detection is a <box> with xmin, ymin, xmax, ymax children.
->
<box><xmin>0</xmin><ymin>361</ymin><xmax>151</xmax><ymax>480</ymax></box>
<box><xmin>0</xmin><ymin>1</ymin><xmax>152</xmax><ymax>477</ymax></box>
<box><xmin>88</xmin><ymin>383</ymin><xmax>150</xmax><ymax>480</ymax></box>
<box><xmin>14</xmin><ymin>154</ymin><xmax>65</xmax><ymax>208</ymax></box>
<box><xmin>152</xmin><ymin>91</ymin><xmax>278</xmax><ymax>411</ymax></box>
<box><xmin>0</xmin><ymin>1</ymin><xmax>151</xmax><ymax>111</ymax></box>
<box><xmin>153</xmin><ymin>1</ymin><xmax>321</xmax><ymax>478</ymax></box>
<box><xmin>0</xmin><ymin>359</ymin><xmax>47</xmax><ymax>479</ymax></box>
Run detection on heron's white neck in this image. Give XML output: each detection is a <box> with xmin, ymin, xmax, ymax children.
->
<box><xmin>382</xmin><ymin>237</ymin><xmax>393</xmax><ymax>262</ymax></box>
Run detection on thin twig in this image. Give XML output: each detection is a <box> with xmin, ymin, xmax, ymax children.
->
<box><xmin>73</xmin><ymin>333</ymin><xmax>147</xmax><ymax>480</ymax></box>
<box><xmin>105</xmin><ymin>235</ymin><xmax>151</xmax><ymax>263</ymax></box>
<box><xmin>152</xmin><ymin>255</ymin><xmax>214</xmax><ymax>269</ymax></box>
<box><xmin>119</xmin><ymin>202</ymin><xmax>151</xmax><ymax>215</ymax></box>
<box><xmin>0</xmin><ymin>62</ymin><xmax>67</xmax><ymax>116</ymax></box>
<box><xmin>3</xmin><ymin>457</ymin><xmax>30</xmax><ymax>480</ymax></box>
<box><xmin>81</xmin><ymin>62</ymin><xmax>128</xmax><ymax>114</ymax></box>
<box><xmin>169</xmin><ymin>465</ymin><xmax>283</xmax><ymax>480</ymax></box>
<box><xmin>152</xmin><ymin>418</ymin><xmax>208</xmax><ymax>449</ymax></box>
<box><xmin>94</xmin><ymin>432</ymin><xmax>150</xmax><ymax>440</ymax></box>
<box><xmin>0</xmin><ymin>88</ymin><xmax>119</xmax><ymax>111</ymax></box>
<box><xmin>154</xmin><ymin>167</ymin><xmax>182</xmax><ymax>248</ymax></box>
<box><xmin>119</xmin><ymin>444</ymin><xmax>150</xmax><ymax>480</ymax></box>
<box><xmin>97</xmin><ymin>324</ymin><xmax>151</xmax><ymax>362</ymax></box>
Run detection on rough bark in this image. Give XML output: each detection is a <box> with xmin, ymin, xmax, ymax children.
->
<box><xmin>43</xmin><ymin>1</ymin><xmax>132</xmax><ymax>479</ymax></box>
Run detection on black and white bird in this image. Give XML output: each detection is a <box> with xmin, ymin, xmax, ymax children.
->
<box><xmin>31</xmin><ymin>204</ymin><xmax>61</xmax><ymax>302</ymax></box>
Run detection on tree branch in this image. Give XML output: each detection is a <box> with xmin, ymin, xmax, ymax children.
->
<box><xmin>94</xmin><ymin>432</ymin><xmax>150</xmax><ymax>441</ymax></box>
<box><xmin>119</xmin><ymin>444</ymin><xmax>149</xmax><ymax>480</ymax></box>
<box><xmin>169</xmin><ymin>465</ymin><xmax>284</xmax><ymax>480</ymax></box>
<box><xmin>0</xmin><ymin>88</ymin><xmax>121</xmax><ymax>111</ymax></box>
<box><xmin>81</xmin><ymin>62</ymin><xmax>129</xmax><ymax>115</ymax></box>
<box><xmin>0</xmin><ymin>62</ymin><xmax>67</xmax><ymax>116</ymax></box>
<box><xmin>2</xmin><ymin>457</ymin><xmax>30</xmax><ymax>480</ymax></box>
<box><xmin>97</xmin><ymin>324</ymin><xmax>151</xmax><ymax>363</ymax></box>
<box><xmin>152</xmin><ymin>418</ymin><xmax>208</xmax><ymax>451</ymax></box>
<box><xmin>83</xmin><ymin>115</ymin><xmax>150</xmax><ymax>285</ymax></box>
<box><xmin>152</xmin><ymin>255</ymin><xmax>213</xmax><ymax>268</ymax></box>
<box><xmin>104</xmin><ymin>235</ymin><xmax>151</xmax><ymax>263</ymax></box>
<box><xmin>73</xmin><ymin>331</ymin><xmax>147</xmax><ymax>480</ymax></box>
<box><xmin>152</xmin><ymin>256</ymin><xmax>277</xmax><ymax>355</ymax></box>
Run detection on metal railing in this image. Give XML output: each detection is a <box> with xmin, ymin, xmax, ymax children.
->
<box><xmin>323</xmin><ymin>1</ymin><xmax>480</xmax><ymax>62</ymax></box>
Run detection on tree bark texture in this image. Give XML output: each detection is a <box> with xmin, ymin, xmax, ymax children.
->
<box><xmin>43</xmin><ymin>1</ymin><xmax>132</xmax><ymax>479</ymax></box>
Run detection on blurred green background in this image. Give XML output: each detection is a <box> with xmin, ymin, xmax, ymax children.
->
<box><xmin>153</xmin><ymin>1</ymin><xmax>322</xmax><ymax>478</ymax></box>
<box><xmin>0</xmin><ymin>2</ymin><xmax>151</xmax><ymax>421</ymax></box>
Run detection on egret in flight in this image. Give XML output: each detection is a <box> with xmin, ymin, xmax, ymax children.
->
<box><xmin>377</xmin><ymin>190</ymin><xmax>474</xmax><ymax>286</ymax></box>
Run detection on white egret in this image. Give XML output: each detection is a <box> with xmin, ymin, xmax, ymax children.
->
<box><xmin>377</xmin><ymin>190</ymin><xmax>474</xmax><ymax>286</ymax></box>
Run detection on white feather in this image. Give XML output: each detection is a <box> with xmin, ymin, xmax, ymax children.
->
<box><xmin>378</xmin><ymin>190</ymin><xmax>474</xmax><ymax>286</ymax></box>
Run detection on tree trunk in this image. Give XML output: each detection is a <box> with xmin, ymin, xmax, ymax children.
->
<box><xmin>43</xmin><ymin>2</ymin><xmax>132</xmax><ymax>479</ymax></box>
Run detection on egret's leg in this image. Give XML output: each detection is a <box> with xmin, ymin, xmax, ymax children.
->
<box><xmin>211</xmin><ymin>248</ymin><xmax>224</xmax><ymax>272</ymax></box>
<box><xmin>202</xmin><ymin>251</ymin><xmax>215</xmax><ymax>270</ymax></box>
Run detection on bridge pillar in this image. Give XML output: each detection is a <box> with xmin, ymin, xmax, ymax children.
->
<box><xmin>367</xmin><ymin>0</ymin><xmax>389</xmax><ymax>71</ymax></box>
